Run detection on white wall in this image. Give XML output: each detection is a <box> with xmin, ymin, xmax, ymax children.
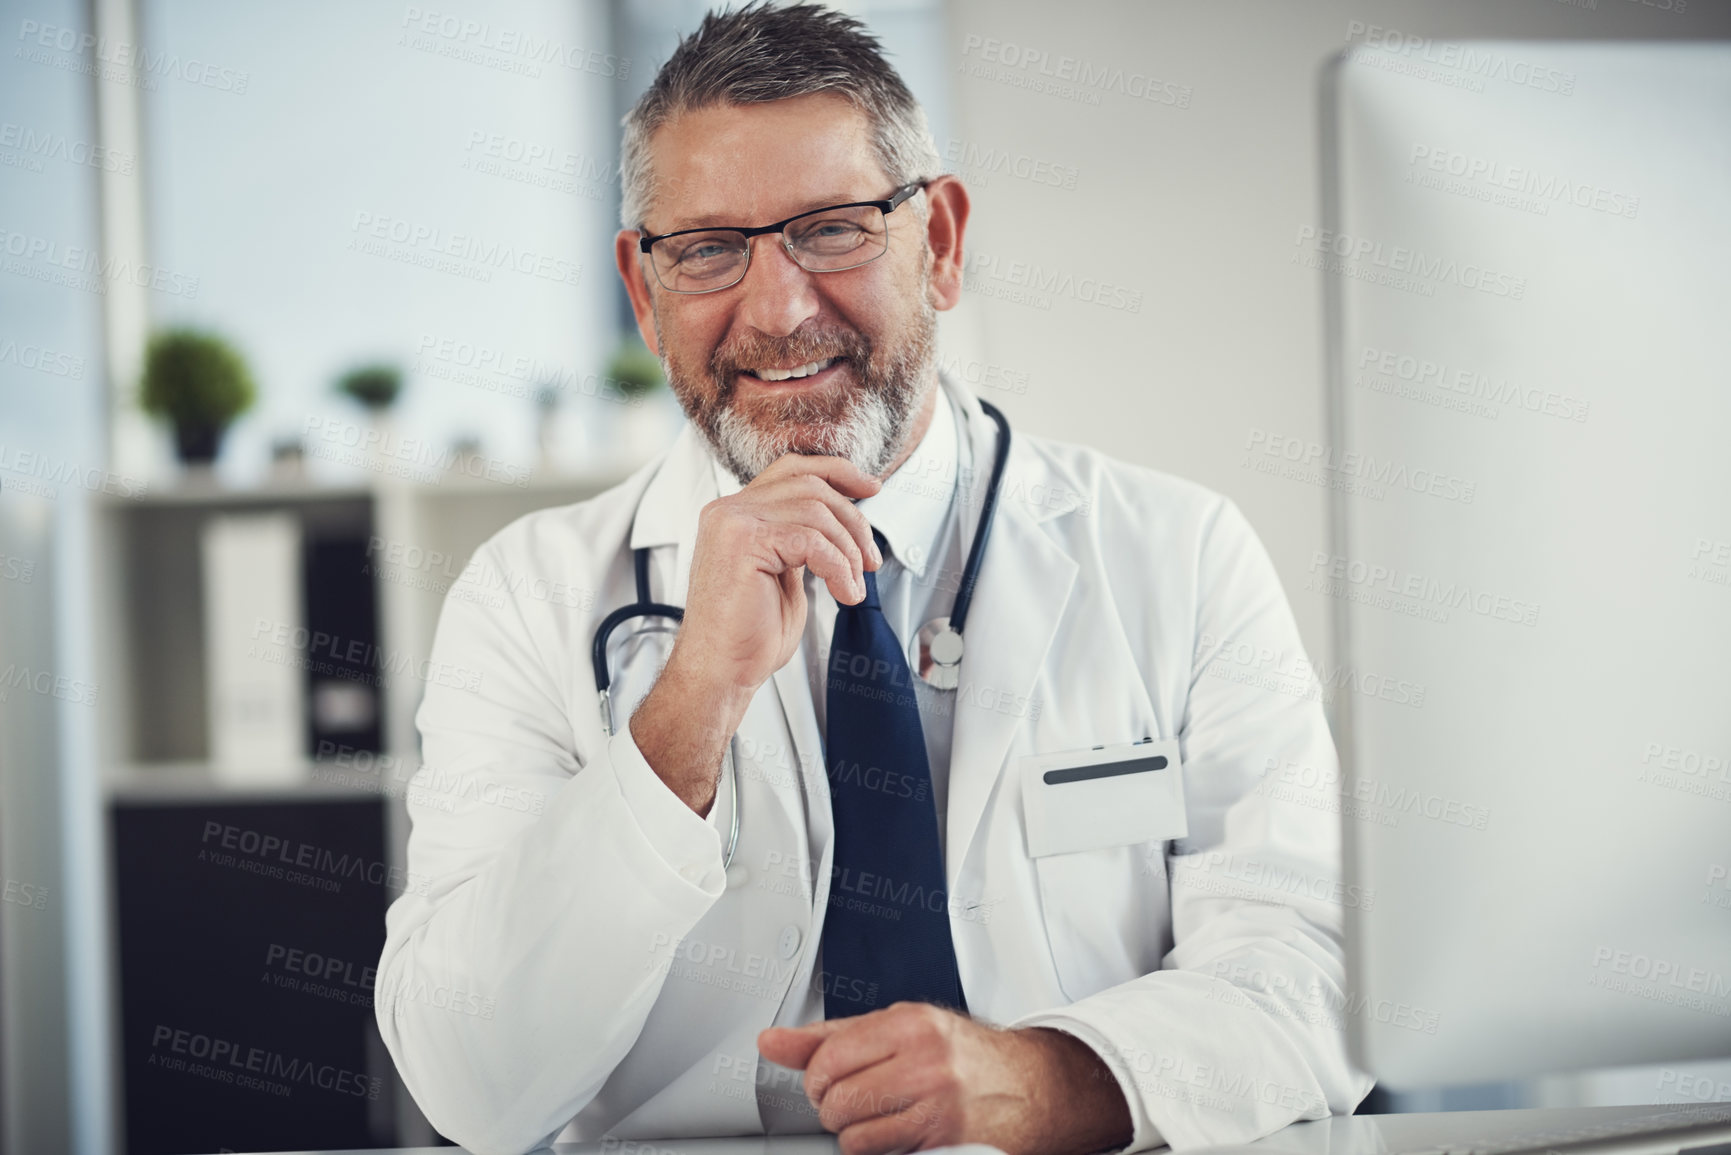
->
<box><xmin>939</xmin><ymin>0</ymin><xmax>1729</xmax><ymax>674</ymax></box>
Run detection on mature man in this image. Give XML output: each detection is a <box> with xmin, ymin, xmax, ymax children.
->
<box><xmin>376</xmin><ymin>6</ymin><xmax>1371</xmax><ymax>1155</ymax></box>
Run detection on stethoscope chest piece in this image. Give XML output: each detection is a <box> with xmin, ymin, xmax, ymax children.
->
<box><xmin>913</xmin><ymin>617</ymin><xmax>966</xmax><ymax>690</ymax></box>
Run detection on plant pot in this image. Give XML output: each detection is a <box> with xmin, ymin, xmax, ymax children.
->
<box><xmin>174</xmin><ymin>422</ymin><xmax>223</xmax><ymax>465</ymax></box>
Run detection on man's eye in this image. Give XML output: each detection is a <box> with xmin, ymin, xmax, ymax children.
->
<box><xmin>678</xmin><ymin>242</ymin><xmax>733</xmax><ymax>263</ymax></box>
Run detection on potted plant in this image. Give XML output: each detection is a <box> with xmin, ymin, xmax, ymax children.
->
<box><xmin>605</xmin><ymin>336</ymin><xmax>664</xmax><ymax>405</ymax></box>
<box><xmin>605</xmin><ymin>335</ymin><xmax>672</xmax><ymax>460</ymax></box>
<box><xmin>139</xmin><ymin>329</ymin><xmax>257</xmax><ymax>465</ymax></box>
<box><xmin>334</xmin><ymin>363</ymin><xmax>403</xmax><ymax>412</ymax></box>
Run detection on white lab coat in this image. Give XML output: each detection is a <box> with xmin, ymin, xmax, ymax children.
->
<box><xmin>376</xmin><ymin>375</ymin><xmax>1373</xmax><ymax>1155</ymax></box>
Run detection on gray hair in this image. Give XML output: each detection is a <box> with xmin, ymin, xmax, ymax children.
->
<box><xmin>619</xmin><ymin>2</ymin><xmax>942</xmax><ymax>230</ymax></box>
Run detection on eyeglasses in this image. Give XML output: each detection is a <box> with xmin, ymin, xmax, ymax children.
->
<box><xmin>638</xmin><ymin>181</ymin><xmax>928</xmax><ymax>294</ymax></box>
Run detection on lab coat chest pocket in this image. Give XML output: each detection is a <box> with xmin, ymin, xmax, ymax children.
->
<box><xmin>1020</xmin><ymin>741</ymin><xmax>1185</xmax><ymax>1001</ymax></box>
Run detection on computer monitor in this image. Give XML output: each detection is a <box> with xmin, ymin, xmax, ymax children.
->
<box><xmin>1320</xmin><ymin>41</ymin><xmax>1731</xmax><ymax>1090</ymax></box>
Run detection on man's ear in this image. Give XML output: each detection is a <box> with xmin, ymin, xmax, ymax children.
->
<box><xmin>921</xmin><ymin>175</ymin><xmax>971</xmax><ymax>312</ymax></box>
<box><xmin>615</xmin><ymin>229</ymin><xmax>661</xmax><ymax>355</ymax></box>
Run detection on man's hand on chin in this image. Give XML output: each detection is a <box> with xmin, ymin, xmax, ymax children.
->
<box><xmin>756</xmin><ymin>1002</ymin><xmax>1134</xmax><ymax>1155</ymax></box>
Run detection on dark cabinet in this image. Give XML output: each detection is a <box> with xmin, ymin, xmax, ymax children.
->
<box><xmin>113</xmin><ymin>797</ymin><xmax>397</xmax><ymax>1154</ymax></box>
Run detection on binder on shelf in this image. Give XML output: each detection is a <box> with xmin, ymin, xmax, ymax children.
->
<box><xmin>303</xmin><ymin>534</ymin><xmax>383</xmax><ymax>757</ymax></box>
<box><xmin>201</xmin><ymin>513</ymin><xmax>306</xmax><ymax>785</ymax></box>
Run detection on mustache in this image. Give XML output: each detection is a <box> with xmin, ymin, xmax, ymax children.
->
<box><xmin>708</xmin><ymin>325</ymin><xmax>874</xmax><ymax>398</ymax></box>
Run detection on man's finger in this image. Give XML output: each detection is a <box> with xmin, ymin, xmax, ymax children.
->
<box><xmin>751</xmin><ymin>452</ymin><xmax>884</xmax><ymax>501</ymax></box>
<box><xmin>835</xmin><ymin>1107</ymin><xmax>932</xmax><ymax>1155</ymax></box>
<box><xmin>757</xmin><ymin>1019</ymin><xmax>851</xmax><ymax>1071</ymax></box>
<box><xmin>802</xmin><ymin>1010</ymin><xmax>909</xmax><ymax>1103</ymax></box>
<box><xmin>814</xmin><ymin>1059</ymin><xmax>918</xmax><ymax>1134</ymax></box>
<box><xmin>761</xmin><ymin>521</ymin><xmax>862</xmax><ymax>605</ymax></box>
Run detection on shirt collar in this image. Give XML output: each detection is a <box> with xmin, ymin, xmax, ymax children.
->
<box><xmin>707</xmin><ymin>381</ymin><xmax>962</xmax><ymax>581</ymax></box>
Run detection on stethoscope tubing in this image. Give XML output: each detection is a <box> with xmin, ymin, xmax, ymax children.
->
<box><xmin>950</xmin><ymin>398</ymin><xmax>1011</xmax><ymax>635</ymax></box>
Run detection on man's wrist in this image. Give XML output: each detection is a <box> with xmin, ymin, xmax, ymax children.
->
<box><xmin>1020</xmin><ymin>1026</ymin><xmax>1135</xmax><ymax>1155</ymax></box>
<box><xmin>630</xmin><ymin>649</ymin><xmax>757</xmax><ymax>816</ymax></box>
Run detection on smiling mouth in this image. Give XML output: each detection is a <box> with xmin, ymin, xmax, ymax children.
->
<box><xmin>744</xmin><ymin>356</ymin><xmax>841</xmax><ymax>383</ymax></box>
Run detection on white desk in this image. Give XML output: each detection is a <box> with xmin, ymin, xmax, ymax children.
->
<box><xmin>256</xmin><ymin>1105</ymin><xmax>1727</xmax><ymax>1155</ymax></box>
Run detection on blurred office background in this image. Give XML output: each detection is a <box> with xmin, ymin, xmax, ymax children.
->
<box><xmin>2</xmin><ymin>1</ymin><xmax>1728</xmax><ymax>1152</ymax></box>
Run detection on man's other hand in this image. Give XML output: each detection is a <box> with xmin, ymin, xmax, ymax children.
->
<box><xmin>757</xmin><ymin>1002</ymin><xmax>1133</xmax><ymax>1155</ymax></box>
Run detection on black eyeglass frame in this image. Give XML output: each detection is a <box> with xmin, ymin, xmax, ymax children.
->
<box><xmin>636</xmin><ymin>180</ymin><xmax>930</xmax><ymax>294</ymax></box>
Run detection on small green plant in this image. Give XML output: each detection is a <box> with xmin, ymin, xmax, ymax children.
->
<box><xmin>335</xmin><ymin>363</ymin><xmax>403</xmax><ymax>411</ymax></box>
<box><xmin>606</xmin><ymin>336</ymin><xmax>665</xmax><ymax>400</ymax></box>
<box><xmin>138</xmin><ymin>329</ymin><xmax>257</xmax><ymax>463</ymax></box>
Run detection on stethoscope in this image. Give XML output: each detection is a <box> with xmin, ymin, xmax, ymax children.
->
<box><xmin>590</xmin><ymin>398</ymin><xmax>1012</xmax><ymax>870</ymax></box>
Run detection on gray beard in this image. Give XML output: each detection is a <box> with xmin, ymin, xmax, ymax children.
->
<box><xmin>666</xmin><ymin>296</ymin><xmax>938</xmax><ymax>486</ymax></box>
<box><xmin>710</xmin><ymin>383</ymin><xmax>902</xmax><ymax>485</ymax></box>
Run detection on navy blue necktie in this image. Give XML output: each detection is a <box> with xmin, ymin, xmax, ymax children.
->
<box><xmin>821</xmin><ymin>532</ymin><xmax>965</xmax><ymax>1018</ymax></box>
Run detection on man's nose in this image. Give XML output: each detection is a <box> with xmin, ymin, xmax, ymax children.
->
<box><xmin>732</xmin><ymin>234</ymin><xmax>821</xmax><ymax>338</ymax></box>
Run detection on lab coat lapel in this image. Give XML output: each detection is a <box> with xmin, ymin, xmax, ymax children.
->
<box><xmin>943</xmin><ymin>394</ymin><xmax>1079</xmax><ymax>895</ymax></box>
<box><xmin>628</xmin><ymin>423</ymin><xmax>714</xmax><ymax>602</ymax></box>
<box><xmin>770</xmin><ymin>658</ymin><xmax>829</xmax><ymax>879</ymax></box>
